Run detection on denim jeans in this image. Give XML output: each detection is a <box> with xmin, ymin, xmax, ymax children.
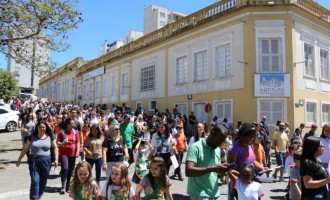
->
<box><xmin>275</xmin><ymin>152</ymin><xmax>286</xmax><ymax>166</ymax></box>
<box><xmin>28</xmin><ymin>155</ymin><xmax>51</xmax><ymax>200</ymax></box>
<box><xmin>174</xmin><ymin>152</ymin><xmax>184</xmax><ymax>177</ymax></box>
<box><xmin>86</xmin><ymin>157</ymin><xmax>102</xmax><ymax>184</ymax></box>
<box><xmin>60</xmin><ymin>155</ymin><xmax>76</xmax><ymax>189</ymax></box>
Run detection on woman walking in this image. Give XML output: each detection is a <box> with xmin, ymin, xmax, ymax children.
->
<box><xmin>150</xmin><ymin>121</ymin><xmax>175</xmax><ymax>174</ymax></box>
<box><xmin>16</xmin><ymin>120</ymin><xmax>59</xmax><ymax>200</ymax></box>
<box><xmin>84</xmin><ymin>124</ymin><xmax>104</xmax><ymax>186</ymax></box>
<box><xmin>57</xmin><ymin>118</ymin><xmax>80</xmax><ymax>194</ymax></box>
<box><xmin>102</xmin><ymin>124</ymin><xmax>129</xmax><ymax>179</ymax></box>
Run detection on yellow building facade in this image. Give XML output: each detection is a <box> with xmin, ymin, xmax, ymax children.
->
<box><xmin>39</xmin><ymin>0</ymin><xmax>330</xmax><ymax>134</ymax></box>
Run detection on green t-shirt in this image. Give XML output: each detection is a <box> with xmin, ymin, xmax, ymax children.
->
<box><xmin>74</xmin><ymin>182</ymin><xmax>97</xmax><ymax>200</ymax></box>
<box><xmin>186</xmin><ymin>138</ymin><xmax>221</xmax><ymax>198</ymax></box>
<box><xmin>119</xmin><ymin>123</ymin><xmax>135</xmax><ymax>149</ymax></box>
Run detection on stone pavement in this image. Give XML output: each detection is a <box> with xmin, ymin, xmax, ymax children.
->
<box><xmin>0</xmin><ymin>130</ymin><xmax>288</xmax><ymax>200</ymax></box>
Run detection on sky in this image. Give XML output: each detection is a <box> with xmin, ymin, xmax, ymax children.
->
<box><xmin>1</xmin><ymin>0</ymin><xmax>329</xmax><ymax>70</ymax></box>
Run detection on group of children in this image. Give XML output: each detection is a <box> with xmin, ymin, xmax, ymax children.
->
<box><xmin>70</xmin><ymin>155</ymin><xmax>172</xmax><ymax>200</ymax></box>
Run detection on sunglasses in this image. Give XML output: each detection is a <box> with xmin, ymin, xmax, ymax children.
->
<box><xmin>114</xmin><ymin>128</ymin><xmax>120</xmax><ymax>131</ymax></box>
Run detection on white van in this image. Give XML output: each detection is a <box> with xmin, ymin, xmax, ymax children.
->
<box><xmin>19</xmin><ymin>93</ymin><xmax>38</xmax><ymax>101</ymax></box>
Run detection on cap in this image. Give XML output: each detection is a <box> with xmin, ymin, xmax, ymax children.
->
<box><xmin>124</xmin><ymin>114</ymin><xmax>131</xmax><ymax>120</ymax></box>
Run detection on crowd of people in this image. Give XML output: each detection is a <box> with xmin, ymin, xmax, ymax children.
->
<box><xmin>7</xmin><ymin>97</ymin><xmax>330</xmax><ymax>200</ymax></box>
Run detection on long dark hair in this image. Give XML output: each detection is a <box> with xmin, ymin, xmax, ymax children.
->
<box><xmin>89</xmin><ymin>124</ymin><xmax>102</xmax><ymax>139</ymax></box>
<box><xmin>157</xmin><ymin>122</ymin><xmax>170</xmax><ymax>139</ymax></box>
<box><xmin>194</xmin><ymin>123</ymin><xmax>205</xmax><ymax>142</ymax></box>
<box><xmin>147</xmin><ymin>156</ymin><xmax>167</xmax><ymax>190</ymax></box>
<box><xmin>301</xmin><ymin>136</ymin><xmax>320</xmax><ymax>163</ymax></box>
<box><xmin>34</xmin><ymin>120</ymin><xmax>52</xmax><ymax>136</ymax></box>
<box><xmin>63</xmin><ymin>118</ymin><xmax>74</xmax><ymax>130</ymax></box>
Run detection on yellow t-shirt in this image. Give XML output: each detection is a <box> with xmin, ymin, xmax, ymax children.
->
<box><xmin>273</xmin><ymin>131</ymin><xmax>289</xmax><ymax>152</ymax></box>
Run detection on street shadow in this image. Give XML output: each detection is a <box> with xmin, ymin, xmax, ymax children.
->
<box><xmin>0</xmin><ymin>148</ymin><xmax>22</xmax><ymax>153</ymax></box>
<box><xmin>173</xmin><ymin>194</ymin><xmax>190</xmax><ymax>200</ymax></box>
<box><xmin>48</xmin><ymin>174</ymin><xmax>60</xmax><ymax>179</ymax></box>
<box><xmin>45</xmin><ymin>186</ymin><xmax>60</xmax><ymax>193</ymax></box>
<box><xmin>0</xmin><ymin>159</ymin><xmax>27</xmax><ymax>165</ymax></box>
<box><xmin>270</xmin><ymin>189</ymin><xmax>288</xmax><ymax>193</ymax></box>
<box><xmin>269</xmin><ymin>196</ymin><xmax>285</xmax><ymax>199</ymax></box>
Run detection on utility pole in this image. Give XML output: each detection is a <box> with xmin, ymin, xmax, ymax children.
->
<box><xmin>31</xmin><ymin>38</ymin><xmax>36</xmax><ymax>94</ymax></box>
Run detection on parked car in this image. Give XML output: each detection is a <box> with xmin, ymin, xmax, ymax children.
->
<box><xmin>0</xmin><ymin>107</ymin><xmax>20</xmax><ymax>132</ymax></box>
<box><xmin>0</xmin><ymin>103</ymin><xmax>10</xmax><ymax>109</ymax></box>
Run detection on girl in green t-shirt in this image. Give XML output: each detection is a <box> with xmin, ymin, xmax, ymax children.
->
<box><xmin>69</xmin><ymin>161</ymin><xmax>98</xmax><ymax>200</ymax></box>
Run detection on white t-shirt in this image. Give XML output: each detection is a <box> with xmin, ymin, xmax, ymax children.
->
<box><xmin>100</xmin><ymin>183</ymin><xmax>135</xmax><ymax>200</ymax></box>
<box><xmin>284</xmin><ymin>155</ymin><xmax>295</xmax><ymax>174</ymax></box>
<box><xmin>235</xmin><ymin>178</ymin><xmax>264</xmax><ymax>200</ymax></box>
<box><xmin>89</xmin><ymin>117</ymin><xmax>100</xmax><ymax>126</ymax></box>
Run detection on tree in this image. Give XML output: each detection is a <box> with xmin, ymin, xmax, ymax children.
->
<box><xmin>0</xmin><ymin>70</ymin><xmax>19</xmax><ymax>99</ymax></box>
<box><xmin>0</xmin><ymin>0</ymin><xmax>83</xmax><ymax>78</ymax></box>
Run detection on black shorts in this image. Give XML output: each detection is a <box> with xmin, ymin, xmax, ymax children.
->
<box><xmin>132</xmin><ymin>172</ymin><xmax>141</xmax><ymax>184</ymax></box>
<box><xmin>128</xmin><ymin>148</ymin><xmax>134</xmax><ymax>164</ymax></box>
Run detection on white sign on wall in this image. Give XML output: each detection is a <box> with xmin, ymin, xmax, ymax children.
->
<box><xmin>254</xmin><ymin>74</ymin><xmax>290</xmax><ymax>97</ymax></box>
<box><xmin>83</xmin><ymin>66</ymin><xmax>105</xmax><ymax>81</ymax></box>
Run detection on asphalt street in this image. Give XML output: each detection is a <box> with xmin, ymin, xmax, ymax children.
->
<box><xmin>0</xmin><ymin>130</ymin><xmax>288</xmax><ymax>200</ymax></box>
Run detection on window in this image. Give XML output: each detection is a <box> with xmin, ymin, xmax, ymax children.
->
<box><xmin>304</xmin><ymin>43</ymin><xmax>315</xmax><ymax>77</ymax></box>
<box><xmin>260</xmin><ymin>100</ymin><xmax>284</xmax><ymax>125</ymax></box>
<box><xmin>140</xmin><ymin>65</ymin><xmax>155</xmax><ymax>90</ymax></box>
<box><xmin>102</xmin><ymin>79</ymin><xmax>108</xmax><ymax>97</ymax></box>
<box><xmin>320</xmin><ymin>49</ymin><xmax>329</xmax><ymax>81</ymax></box>
<box><xmin>111</xmin><ymin>76</ymin><xmax>118</xmax><ymax>96</ymax></box>
<box><xmin>306</xmin><ymin>101</ymin><xmax>317</xmax><ymax>124</ymax></box>
<box><xmin>176</xmin><ymin>103</ymin><xmax>188</xmax><ymax>116</ymax></box>
<box><xmin>214</xmin><ymin>100</ymin><xmax>233</xmax><ymax>123</ymax></box>
<box><xmin>160</xmin><ymin>12</ymin><xmax>165</xmax><ymax>18</ymax></box>
<box><xmin>215</xmin><ymin>44</ymin><xmax>232</xmax><ymax>77</ymax></box>
<box><xmin>66</xmin><ymin>80</ymin><xmax>70</xmax><ymax>97</ymax></box>
<box><xmin>258</xmin><ymin>38</ymin><xmax>282</xmax><ymax>73</ymax></box>
<box><xmin>83</xmin><ymin>85</ymin><xmax>88</xmax><ymax>100</ymax></box>
<box><xmin>176</xmin><ymin>56</ymin><xmax>188</xmax><ymax>84</ymax></box>
<box><xmin>194</xmin><ymin>50</ymin><xmax>208</xmax><ymax>81</ymax></box>
<box><xmin>95</xmin><ymin>81</ymin><xmax>100</xmax><ymax>98</ymax></box>
<box><xmin>149</xmin><ymin>100</ymin><xmax>157</xmax><ymax>112</ymax></box>
<box><xmin>89</xmin><ymin>83</ymin><xmax>93</xmax><ymax>100</ymax></box>
<box><xmin>71</xmin><ymin>78</ymin><xmax>75</xmax><ymax>94</ymax></box>
<box><xmin>160</xmin><ymin>21</ymin><xmax>166</xmax><ymax>26</ymax></box>
<box><xmin>121</xmin><ymin>73</ymin><xmax>129</xmax><ymax>94</ymax></box>
<box><xmin>322</xmin><ymin>103</ymin><xmax>330</xmax><ymax>124</ymax></box>
<box><xmin>57</xmin><ymin>83</ymin><xmax>60</xmax><ymax>97</ymax></box>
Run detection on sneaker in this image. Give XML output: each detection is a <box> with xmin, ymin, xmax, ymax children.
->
<box><xmin>60</xmin><ymin>188</ymin><xmax>65</xmax><ymax>195</ymax></box>
<box><xmin>65</xmin><ymin>187</ymin><xmax>70</xmax><ymax>193</ymax></box>
<box><xmin>178</xmin><ymin>176</ymin><xmax>184</xmax><ymax>181</ymax></box>
<box><xmin>279</xmin><ymin>177</ymin><xmax>285</xmax><ymax>182</ymax></box>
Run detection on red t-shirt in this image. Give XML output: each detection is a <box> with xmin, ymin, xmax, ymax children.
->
<box><xmin>57</xmin><ymin>129</ymin><xmax>80</xmax><ymax>157</ymax></box>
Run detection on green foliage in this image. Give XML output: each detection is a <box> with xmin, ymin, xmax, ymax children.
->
<box><xmin>0</xmin><ymin>70</ymin><xmax>18</xmax><ymax>99</ymax></box>
<box><xmin>0</xmin><ymin>0</ymin><xmax>83</xmax><ymax>75</ymax></box>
